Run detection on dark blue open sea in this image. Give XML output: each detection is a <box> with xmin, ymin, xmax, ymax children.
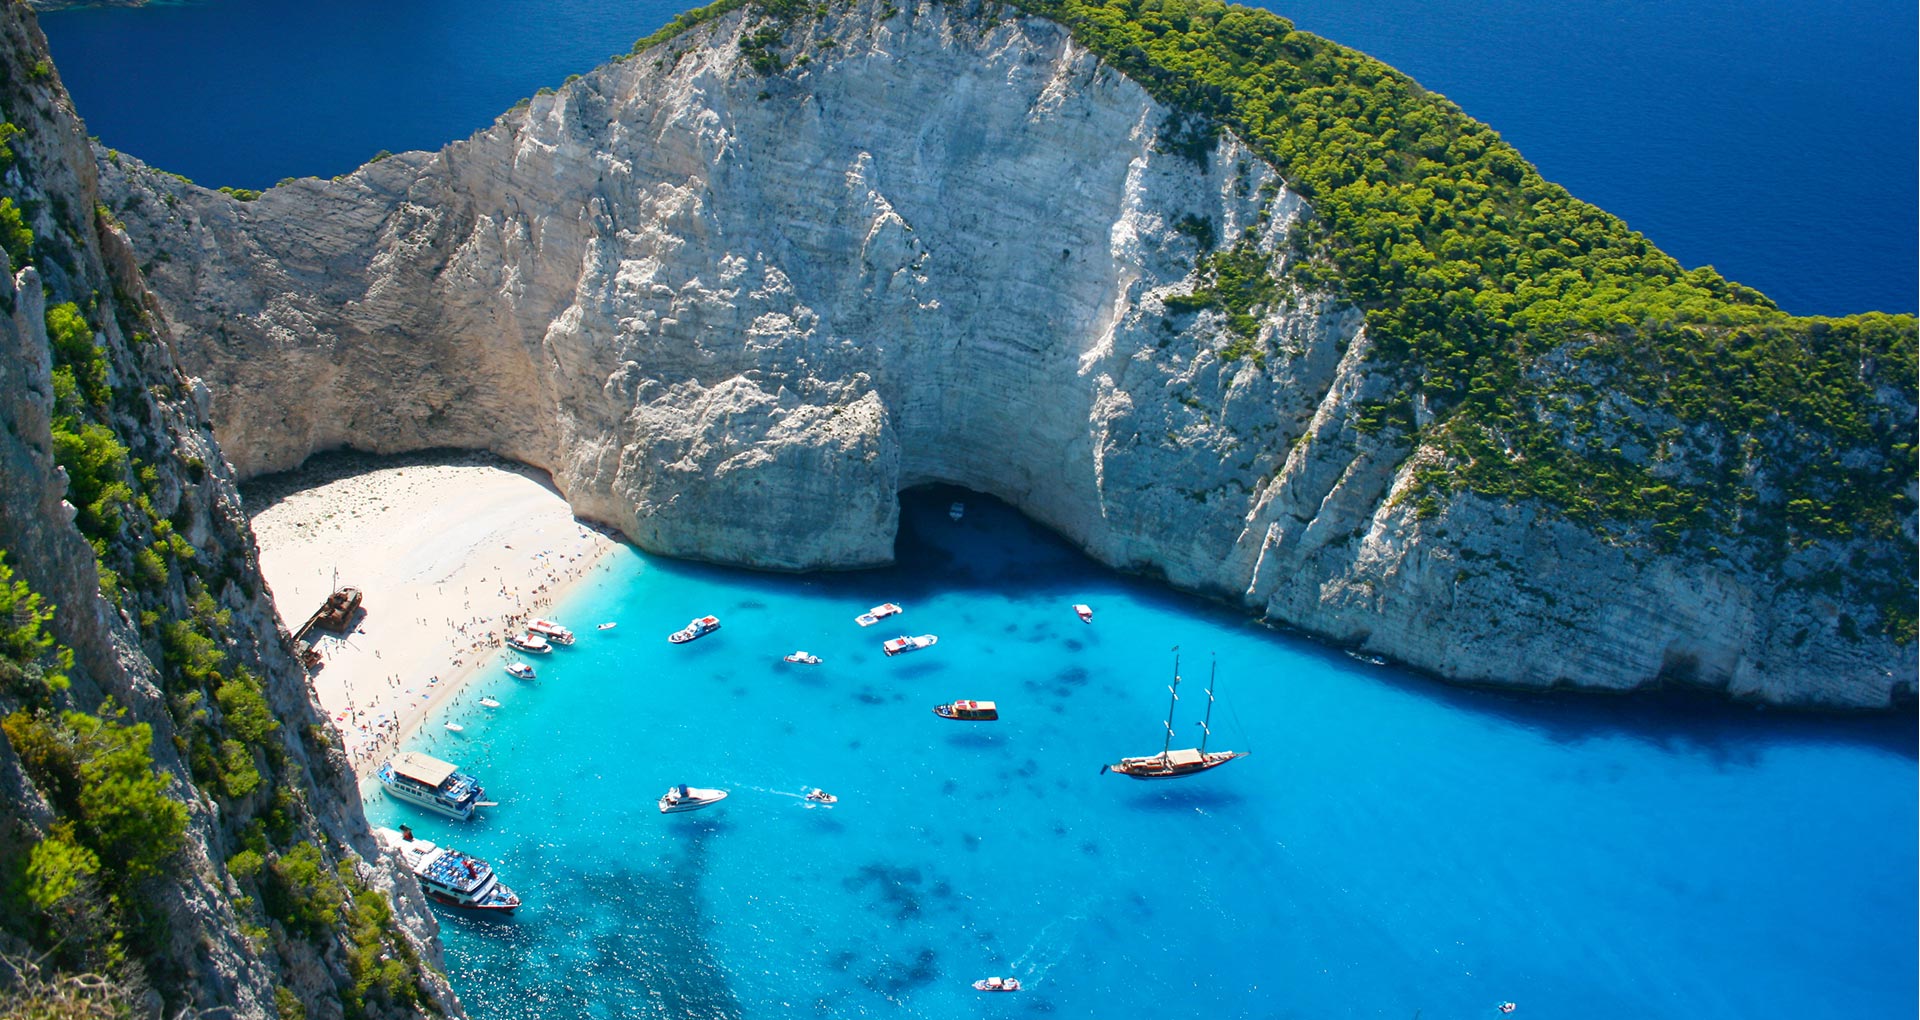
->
<box><xmin>36</xmin><ymin>3</ymin><xmax>1918</xmax><ymax>1017</ymax></box>
<box><xmin>374</xmin><ymin>492</ymin><xmax>1915</xmax><ymax>1019</ymax></box>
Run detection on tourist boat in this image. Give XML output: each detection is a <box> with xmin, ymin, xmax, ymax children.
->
<box><xmin>783</xmin><ymin>651</ymin><xmax>823</xmax><ymax>664</ymax></box>
<box><xmin>375</xmin><ymin>825</ymin><xmax>520</xmax><ymax>913</ymax></box>
<box><xmin>659</xmin><ymin>784</ymin><xmax>728</xmax><ymax>813</ymax></box>
<box><xmin>933</xmin><ymin>699</ymin><xmax>998</xmax><ymax>721</ymax></box>
<box><xmin>882</xmin><ymin>634</ymin><xmax>938</xmax><ymax>657</ymax></box>
<box><xmin>949</xmin><ymin>501</ymin><xmax>965</xmax><ymax>521</ymax></box>
<box><xmin>804</xmin><ymin>788</ymin><xmax>838</xmax><ymax>804</ymax></box>
<box><xmin>1102</xmin><ymin>652</ymin><xmax>1248</xmax><ymax>779</ymax></box>
<box><xmin>972</xmin><ymin>977</ymin><xmax>1020</xmax><ymax>992</ymax></box>
<box><xmin>1073</xmin><ymin>603</ymin><xmax>1094</xmax><ymax>623</ymax></box>
<box><xmin>478</xmin><ymin>697</ymin><xmax>501</xmax><ymax>709</ymax></box>
<box><xmin>668</xmin><ymin>615</ymin><xmax>721</xmax><ymax>644</ymax></box>
<box><xmin>597</xmin><ymin>622</ymin><xmax>617</xmax><ymax>631</ymax></box>
<box><xmin>507</xmin><ymin>632</ymin><xmax>551</xmax><ymax>654</ymax></box>
<box><xmin>375</xmin><ymin>751</ymin><xmax>491</xmax><ymax>821</ymax></box>
<box><xmin>854</xmin><ymin>602</ymin><xmax>903</xmax><ymax>627</ymax></box>
<box><xmin>527</xmin><ymin>618</ymin><xmax>575</xmax><ymax>645</ymax></box>
<box><xmin>504</xmin><ymin>661</ymin><xmax>535</xmax><ymax>680</ymax></box>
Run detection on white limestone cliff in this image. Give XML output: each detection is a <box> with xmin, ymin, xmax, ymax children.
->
<box><xmin>97</xmin><ymin>0</ymin><xmax>1913</xmax><ymax>708</ymax></box>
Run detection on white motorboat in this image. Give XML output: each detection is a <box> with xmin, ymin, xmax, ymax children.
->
<box><xmin>507</xmin><ymin>633</ymin><xmax>551</xmax><ymax>654</ymax></box>
<box><xmin>783</xmin><ymin>651</ymin><xmax>823</xmax><ymax>664</ymax></box>
<box><xmin>376</xmin><ymin>752</ymin><xmax>490</xmax><ymax>821</ymax></box>
<box><xmin>659</xmin><ymin>784</ymin><xmax>728</xmax><ymax>814</ymax></box>
<box><xmin>855</xmin><ymin>602</ymin><xmax>903</xmax><ymax>627</ymax></box>
<box><xmin>1073</xmin><ymin>603</ymin><xmax>1094</xmax><ymax>623</ymax></box>
<box><xmin>804</xmin><ymin>788</ymin><xmax>838</xmax><ymax>804</ymax></box>
<box><xmin>527</xmin><ymin>618</ymin><xmax>575</xmax><ymax>645</ymax></box>
<box><xmin>375</xmin><ymin>826</ymin><xmax>520</xmax><ymax>912</ymax></box>
<box><xmin>949</xmin><ymin>502</ymin><xmax>965</xmax><ymax>521</ymax></box>
<box><xmin>972</xmin><ymin>976</ymin><xmax>1020</xmax><ymax>992</ymax></box>
<box><xmin>504</xmin><ymin>662</ymin><xmax>535</xmax><ymax>680</ymax></box>
<box><xmin>882</xmin><ymin>634</ymin><xmax>938</xmax><ymax>657</ymax></box>
<box><xmin>668</xmin><ymin>615</ymin><xmax>721</xmax><ymax>644</ymax></box>
<box><xmin>479</xmin><ymin>697</ymin><xmax>501</xmax><ymax>709</ymax></box>
<box><xmin>444</xmin><ymin>721</ymin><xmax>464</xmax><ymax>733</ymax></box>
<box><xmin>597</xmin><ymin>622</ymin><xmax>617</xmax><ymax>631</ymax></box>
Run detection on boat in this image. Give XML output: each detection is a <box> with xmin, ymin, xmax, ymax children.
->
<box><xmin>882</xmin><ymin>634</ymin><xmax>937</xmax><ymax>657</ymax></box>
<box><xmin>375</xmin><ymin>751</ymin><xmax>490</xmax><ymax>821</ymax></box>
<box><xmin>597</xmin><ymin>622</ymin><xmax>617</xmax><ymax>631</ymax></box>
<box><xmin>526</xmin><ymin>618</ymin><xmax>575</xmax><ymax>645</ymax></box>
<box><xmin>949</xmin><ymin>501</ymin><xmax>965</xmax><ymax>521</ymax></box>
<box><xmin>504</xmin><ymin>661</ymin><xmax>535</xmax><ymax>680</ymax></box>
<box><xmin>658</xmin><ymin>784</ymin><xmax>728</xmax><ymax>813</ymax></box>
<box><xmin>783</xmin><ymin>651</ymin><xmax>823</xmax><ymax>664</ymax></box>
<box><xmin>1101</xmin><ymin>652</ymin><xmax>1248</xmax><ymax>780</ymax></box>
<box><xmin>804</xmin><ymin>788</ymin><xmax>838</xmax><ymax>804</ymax></box>
<box><xmin>444</xmin><ymin>721</ymin><xmax>464</xmax><ymax>733</ymax></box>
<box><xmin>375</xmin><ymin>825</ymin><xmax>520</xmax><ymax>912</ymax></box>
<box><xmin>668</xmin><ymin>615</ymin><xmax>721</xmax><ymax>644</ymax></box>
<box><xmin>854</xmin><ymin>602</ymin><xmax>903</xmax><ymax>627</ymax></box>
<box><xmin>478</xmin><ymin>697</ymin><xmax>501</xmax><ymax>709</ymax></box>
<box><xmin>933</xmin><ymin>699</ymin><xmax>998</xmax><ymax>721</ymax></box>
<box><xmin>972</xmin><ymin>977</ymin><xmax>1020</xmax><ymax>992</ymax></box>
<box><xmin>1073</xmin><ymin>603</ymin><xmax>1094</xmax><ymax>623</ymax></box>
<box><xmin>506</xmin><ymin>633</ymin><xmax>551</xmax><ymax>654</ymax></box>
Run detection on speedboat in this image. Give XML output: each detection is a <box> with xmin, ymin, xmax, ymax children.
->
<box><xmin>375</xmin><ymin>826</ymin><xmax>520</xmax><ymax>912</ymax></box>
<box><xmin>783</xmin><ymin>651</ymin><xmax>823</xmax><ymax>664</ymax></box>
<box><xmin>668</xmin><ymin>615</ymin><xmax>721</xmax><ymax>644</ymax></box>
<box><xmin>444</xmin><ymin>721</ymin><xmax>464</xmax><ymax>733</ymax></box>
<box><xmin>882</xmin><ymin>634</ymin><xmax>937</xmax><ymax>657</ymax></box>
<box><xmin>376</xmin><ymin>752</ymin><xmax>491</xmax><ymax>821</ymax></box>
<box><xmin>478</xmin><ymin>697</ymin><xmax>501</xmax><ymax>709</ymax></box>
<box><xmin>854</xmin><ymin>602</ymin><xmax>902</xmax><ymax>627</ymax></box>
<box><xmin>504</xmin><ymin>662</ymin><xmax>535</xmax><ymax>680</ymax></box>
<box><xmin>526</xmin><ymin>618</ymin><xmax>575</xmax><ymax>645</ymax></box>
<box><xmin>949</xmin><ymin>502</ymin><xmax>965</xmax><ymax>521</ymax></box>
<box><xmin>659</xmin><ymin>784</ymin><xmax>728</xmax><ymax>813</ymax></box>
<box><xmin>933</xmin><ymin>699</ymin><xmax>998</xmax><ymax>721</ymax></box>
<box><xmin>1073</xmin><ymin>603</ymin><xmax>1093</xmax><ymax>623</ymax></box>
<box><xmin>804</xmin><ymin>788</ymin><xmax>838</xmax><ymax>804</ymax></box>
<box><xmin>506</xmin><ymin>633</ymin><xmax>551</xmax><ymax>654</ymax></box>
<box><xmin>597</xmin><ymin>622</ymin><xmax>617</xmax><ymax>631</ymax></box>
<box><xmin>972</xmin><ymin>977</ymin><xmax>1020</xmax><ymax>992</ymax></box>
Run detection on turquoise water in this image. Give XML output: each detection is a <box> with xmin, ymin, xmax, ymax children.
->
<box><xmin>370</xmin><ymin>490</ymin><xmax>1917</xmax><ymax>1019</ymax></box>
<box><xmin>40</xmin><ymin>0</ymin><xmax>1918</xmax><ymax>315</ymax></box>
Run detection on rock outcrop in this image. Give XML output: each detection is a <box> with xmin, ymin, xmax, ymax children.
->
<box><xmin>96</xmin><ymin>0</ymin><xmax>1913</xmax><ymax>708</ymax></box>
<box><xmin>0</xmin><ymin>5</ymin><xmax>460</xmax><ymax>1017</ymax></box>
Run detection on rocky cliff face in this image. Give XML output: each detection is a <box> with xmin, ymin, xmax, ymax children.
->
<box><xmin>0</xmin><ymin>6</ymin><xmax>459</xmax><ymax>1017</ymax></box>
<box><xmin>96</xmin><ymin>0</ymin><xmax>1912</xmax><ymax>708</ymax></box>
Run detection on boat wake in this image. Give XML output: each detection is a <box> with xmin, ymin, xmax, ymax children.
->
<box><xmin>1004</xmin><ymin>908</ymin><xmax>1089</xmax><ymax>986</ymax></box>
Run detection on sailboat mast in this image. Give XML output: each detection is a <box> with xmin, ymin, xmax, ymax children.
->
<box><xmin>1161</xmin><ymin>650</ymin><xmax>1182</xmax><ymax>756</ymax></box>
<box><xmin>1198</xmin><ymin>656</ymin><xmax>1218</xmax><ymax>753</ymax></box>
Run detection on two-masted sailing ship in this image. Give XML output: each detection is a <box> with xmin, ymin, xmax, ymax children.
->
<box><xmin>1102</xmin><ymin>651</ymin><xmax>1248</xmax><ymax>779</ymax></box>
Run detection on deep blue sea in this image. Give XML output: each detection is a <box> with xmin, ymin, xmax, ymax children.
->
<box><xmin>39</xmin><ymin>0</ymin><xmax>1917</xmax><ymax>316</ymax></box>
<box><xmin>365</xmin><ymin>491</ymin><xmax>1918</xmax><ymax>1020</ymax></box>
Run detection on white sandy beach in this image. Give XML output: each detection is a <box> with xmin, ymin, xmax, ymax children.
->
<box><xmin>249</xmin><ymin>460</ymin><xmax>619</xmax><ymax>777</ymax></box>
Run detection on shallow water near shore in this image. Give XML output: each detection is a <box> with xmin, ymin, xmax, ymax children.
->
<box><xmin>370</xmin><ymin>489</ymin><xmax>1916</xmax><ymax>1020</ymax></box>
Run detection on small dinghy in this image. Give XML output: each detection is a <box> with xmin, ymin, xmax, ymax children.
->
<box><xmin>658</xmin><ymin>784</ymin><xmax>728</xmax><ymax>814</ymax></box>
<box><xmin>972</xmin><ymin>976</ymin><xmax>1020</xmax><ymax>993</ymax></box>
<box><xmin>855</xmin><ymin>602</ymin><xmax>902</xmax><ymax>627</ymax></box>
<box><xmin>668</xmin><ymin>615</ymin><xmax>721</xmax><ymax>644</ymax></box>
<box><xmin>506</xmin><ymin>633</ymin><xmax>551</xmax><ymax>654</ymax></box>
<box><xmin>478</xmin><ymin>697</ymin><xmax>501</xmax><ymax>709</ymax></box>
<box><xmin>783</xmin><ymin>651</ymin><xmax>823</xmax><ymax>664</ymax></box>
<box><xmin>949</xmin><ymin>501</ymin><xmax>965</xmax><ymax>521</ymax></box>
<box><xmin>882</xmin><ymin>634</ymin><xmax>938</xmax><ymax>657</ymax></box>
<box><xmin>597</xmin><ymin>622</ymin><xmax>617</xmax><ymax>631</ymax></box>
<box><xmin>1073</xmin><ymin>603</ymin><xmax>1093</xmax><ymax>623</ymax></box>
<box><xmin>504</xmin><ymin>662</ymin><xmax>535</xmax><ymax>681</ymax></box>
<box><xmin>803</xmin><ymin>788</ymin><xmax>838</xmax><ymax>804</ymax></box>
<box><xmin>444</xmin><ymin>721</ymin><xmax>465</xmax><ymax>733</ymax></box>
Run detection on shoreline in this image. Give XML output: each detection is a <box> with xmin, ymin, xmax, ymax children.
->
<box><xmin>248</xmin><ymin>455</ymin><xmax>622</xmax><ymax>779</ymax></box>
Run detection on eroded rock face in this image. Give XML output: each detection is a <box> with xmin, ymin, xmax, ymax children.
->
<box><xmin>99</xmin><ymin>0</ymin><xmax>1912</xmax><ymax>707</ymax></box>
